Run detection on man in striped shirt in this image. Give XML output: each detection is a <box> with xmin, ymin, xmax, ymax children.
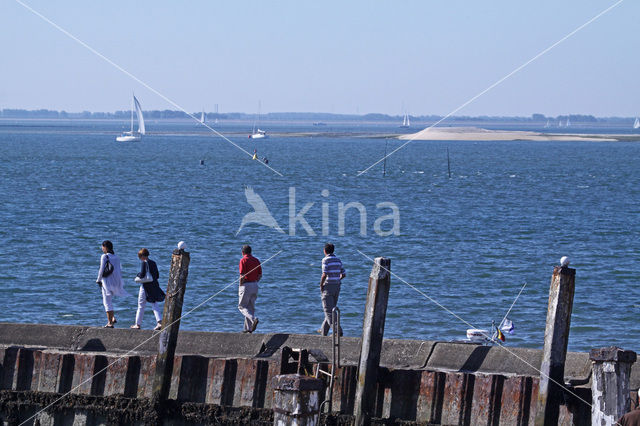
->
<box><xmin>319</xmin><ymin>243</ymin><xmax>345</xmax><ymax>336</ymax></box>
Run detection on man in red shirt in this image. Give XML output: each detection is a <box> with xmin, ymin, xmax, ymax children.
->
<box><xmin>238</xmin><ymin>245</ymin><xmax>262</xmax><ymax>333</ymax></box>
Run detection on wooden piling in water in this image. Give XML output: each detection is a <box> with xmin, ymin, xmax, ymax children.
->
<box><xmin>152</xmin><ymin>248</ymin><xmax>190</xmax><ymax>401</ymax></box>
<box><xmin>354</xmin><ymin>257</ymin><xmax>391</xmax><ymax>426</ymax></box>
<box><xmin>534</xmin><ymin>264</ymin><xmax>575</xmax><ymax>426</ymax></box>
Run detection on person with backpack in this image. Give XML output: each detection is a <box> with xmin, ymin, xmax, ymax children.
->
<box><xmin>131</xmin><ymin>248</ymin><xmax>165</xmax><ymax>330</ymax></box>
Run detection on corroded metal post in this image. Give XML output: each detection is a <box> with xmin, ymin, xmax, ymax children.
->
<box><xmin>590</xmin><ymin>346</ymin><xmax>637</xmax><ymax>425</ymax></box>
<box><xmin>272</xmin><ymin>374</ymin><xmax>323</xmax><ymax>426</ymax></box>
<box><xmin>354</xmin><ymin>257</ymin><xmax>391</xmax><ymax>426</ymax></box>
<box><xmin>534</xmin><ymin>265</ymin><xmax>575</xmax><ymax>426</ymax></box>
<box><xmin>152</xmin><ymin>248</ymin><xmax>190</xmax><ymax>401</ymax></box>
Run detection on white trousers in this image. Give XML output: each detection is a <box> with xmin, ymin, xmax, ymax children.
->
<box><xmin>238</xmin><ymin>281</ymin><xmax>258</xmax><ymax>332</ymax></box>
<box><xmin>101</xmin><ymin>286</ymin><xmax>113</xmax><ymax>312</ymax></box>
<box><xmin>135</xmin><ymin>285</ymin><xmax>162</xmax><ymax>326</ymax></box>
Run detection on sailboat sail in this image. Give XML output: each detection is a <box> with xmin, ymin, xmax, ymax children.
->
<box><xmin>200</xmin><ymin>110</ymin><xmax>205</xmax><ymax>124</ymax></box>
<box><xmin>400</xmin><ymin>112</ymin><xmax>410</xmax><ymax>128</ymax></box>
<box><xmin>134</xmin><ymin>96</ymin><xmax>145</xmax><ymax>135</ymax></box>
<box><xmin>249</xmin><ymin>101</ymin><xmax>267</xmax><ymax>138</ymax></box>
<box><xmin>634</xmin><ymin>118</ymin><xmax>640</xmax><ymax>129</ymax></box>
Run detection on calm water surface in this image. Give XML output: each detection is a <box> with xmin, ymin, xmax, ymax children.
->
<box><xmin>0</xmin><ymin>120</ymin><xmax>638</xmax><ymax>353</ymax></box>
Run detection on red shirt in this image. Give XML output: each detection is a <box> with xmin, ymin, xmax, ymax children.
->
<box><xmin>239</xmin><ymin>254</ymin><xmax>262</xmax><ymax>282</ymax></box>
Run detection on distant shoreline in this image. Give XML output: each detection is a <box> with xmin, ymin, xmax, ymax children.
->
<box><xmin>399</xmin><ymin>126</ymin><xmax>640</xmax><ymax>142</ymax></box>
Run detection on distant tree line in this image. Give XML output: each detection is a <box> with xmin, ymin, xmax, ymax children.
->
<box><xmin>0</xmin><ymin>109</ymin><xmax>633</xmax><ymax>123</ymax></box>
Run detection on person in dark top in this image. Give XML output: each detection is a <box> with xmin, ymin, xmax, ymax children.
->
<box><xmin>131</xmin><ymin>248</ymin><xmax>165</xmax><ymax>330</ymax></box>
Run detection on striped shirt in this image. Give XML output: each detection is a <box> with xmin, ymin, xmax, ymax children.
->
<box><xmin>322</xmin><ymin>254</ymin><xmax>345</xmax><ymax>285</ymax></box>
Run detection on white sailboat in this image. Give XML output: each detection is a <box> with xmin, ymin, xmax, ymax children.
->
<box><xmin>400</xmin><ymin>112</ymin><xmax>410</xmax><ymax>128</ymax></box>
<box><xmin>249</xmin><ymin>101</ymin><xmax>267</xmax><ymax>139</ymax></box>
<box><xmin>249</xmin><ymin>128</ymin><xmax>267</xmax><ymax>139</ymax></box>
<box><xmin>566</xmin><ymin>118</ymin><xmax>571</xmax><ymax>127</ymax></box>
<box><xmin>633</xmin><ymin>118</ymin><xmax>640</xmax><ymax>129</ymax></box>
<box><xmin>200</xmin><ymin>109</ymin><xmax>206</xmax><ymax>124</ymax></box>
<box><xmin>544</xmin><ymin>120</ymin><xmax>550</xmax><ymax>128</ymax></box>
<box><xmin>116</xmin><ymin>95</ymin><xmax>145</xmax><ymax>142</ymax></box>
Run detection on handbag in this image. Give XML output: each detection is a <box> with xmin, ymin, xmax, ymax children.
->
<box><xmin>102</xmin><ymin>255</ymin><xmax>114</xmax><ymax>278</ymax></box>
<box><xmin>135</xmin><ymin>261</ymin><xmax>154</xmax><ymax>283</ymax></box>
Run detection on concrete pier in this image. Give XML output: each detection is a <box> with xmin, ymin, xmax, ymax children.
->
<box><xmin>0</xmin><ymin>322</ymin><xmax>619</xmax><ymax>425</ymax></box>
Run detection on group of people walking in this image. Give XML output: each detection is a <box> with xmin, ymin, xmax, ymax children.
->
<box><xmin>237</xmin><ymin>243</ymin><xmax>345</xmax><ymax>336</ymax></box>
<box><xmin>95</xmin><ymin>240</ymin><xmax>165</xmax><ymax>329</ymax></box>
<box><xmin>96</xmin><ymin>240</ymin><xmax>346</xmax><ymax>336</ymax></box>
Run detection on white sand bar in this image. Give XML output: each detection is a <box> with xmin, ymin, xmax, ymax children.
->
<box><xmin>399</xmin><ymin>127</ymin><xmax>627</xmax><ymax>142</ymax></box>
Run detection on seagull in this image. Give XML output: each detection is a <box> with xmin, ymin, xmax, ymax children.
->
<box><xmin>235</xmin><ymin>186</ymin><xmax>285</xmax><ymax>235</ymax></box>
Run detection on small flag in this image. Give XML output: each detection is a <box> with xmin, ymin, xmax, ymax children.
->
<box><xmin>501</xmin><ymin>318</ymin><xmax>515</xmax><ymax>334</ymax></box>
<box><xmin>496</xmin><ymin>328</ymin><xmax>505</xmax><ymax>342</ymax></box>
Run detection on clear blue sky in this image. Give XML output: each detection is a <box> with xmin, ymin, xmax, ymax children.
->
<box><xmin>1</xmin><ymin>0</ymin><xmax>638</xmax><ymax>116</ymax></box>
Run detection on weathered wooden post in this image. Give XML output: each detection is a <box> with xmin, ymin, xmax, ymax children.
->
<box><xmin>590</xmin><ymin>346</ymin><xmax>637</xmax><ymax>425</ymax></box>
<box><xmin>152</xmin><ymin>246</ymin><xmax>190</xmax><ymax>401</ymax></box>
<box><xmin>272</xmin><ymin>374</ymin><xmax>323</xmax><ymax>426</ymax></box>
<box><xmin>534</xmin><ymin>262</ymin><xmax>575</xmax><ymax>426</ymax></box>
<box><xmin>354</xmin><ymin>257</ymin><xmax>391</xmax><ymax>426</ymax></box>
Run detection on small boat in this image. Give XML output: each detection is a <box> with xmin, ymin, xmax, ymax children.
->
<box><xmin>566</xmin><ymin>118</ymin><xmax>571</xmax><ymax>127</ymax></box>
<box><xmin>312</xmin><ymin>122</ymin><xmax>327</xmax><ymax>126</ymax></box>
<box><xmin>116</xmin><ymin>95</ymin><xmax>145</xmax><ymax>142</ymax></box>
<box><xmin>249</xmin><ymin>101</ymin><xmax>268</xmax><ymax>139</ymax></box>
<box><xmin>400</xmin><ymin>112</ymin><xmax>410</xmax><ymax>128</ymax></box>
<box><xmin>633</xmin><ymin>118</ymin><xmax>640</xmax><ymax>129</ymax></box>
<box><xmin>249</xmin><ymin>129</ymin><xmax>267</xmax><ymax>139</ymax></box>
<box><xmin>200</xmin><ymin>109</ymin><xmax>206</xmax><ymax>124</ymax></box>
<box><xmin>544</xmin><ymin>120</ymin><xmax>550</xmax><ymax>128</ymax></box>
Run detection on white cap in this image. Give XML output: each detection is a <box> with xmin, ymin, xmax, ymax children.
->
<box><xmin>560</xmin><ymin>256</ymin><xmax>570</xmax><ymax>267</ymax></box>
<box><xmin>177</xmin><ymin>241</ymin><xmax>187</xmax><ymax>250</ymax></box>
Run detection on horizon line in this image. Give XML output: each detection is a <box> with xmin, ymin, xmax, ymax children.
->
<box><xmin>0</xmin><ymin>109</ymin><xmax>636</xmax><ymax>121</ymax></box>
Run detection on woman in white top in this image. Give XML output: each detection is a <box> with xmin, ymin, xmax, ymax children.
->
<box><xmin>96</xmin><ymin>240</ymin><xmax>129</xmax><ymax>327</ymax></box>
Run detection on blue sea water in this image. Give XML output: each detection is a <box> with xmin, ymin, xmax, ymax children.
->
<box><xmin>0</xmin><ymin>119</ymin><xmax>638</xmax><ymax>353</ymax></box>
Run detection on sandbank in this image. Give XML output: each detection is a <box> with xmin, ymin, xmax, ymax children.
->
<box><xmin>398</xmin><ymin>127</ymin><xmax>638</xmax><ymax>142</ymax></box>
